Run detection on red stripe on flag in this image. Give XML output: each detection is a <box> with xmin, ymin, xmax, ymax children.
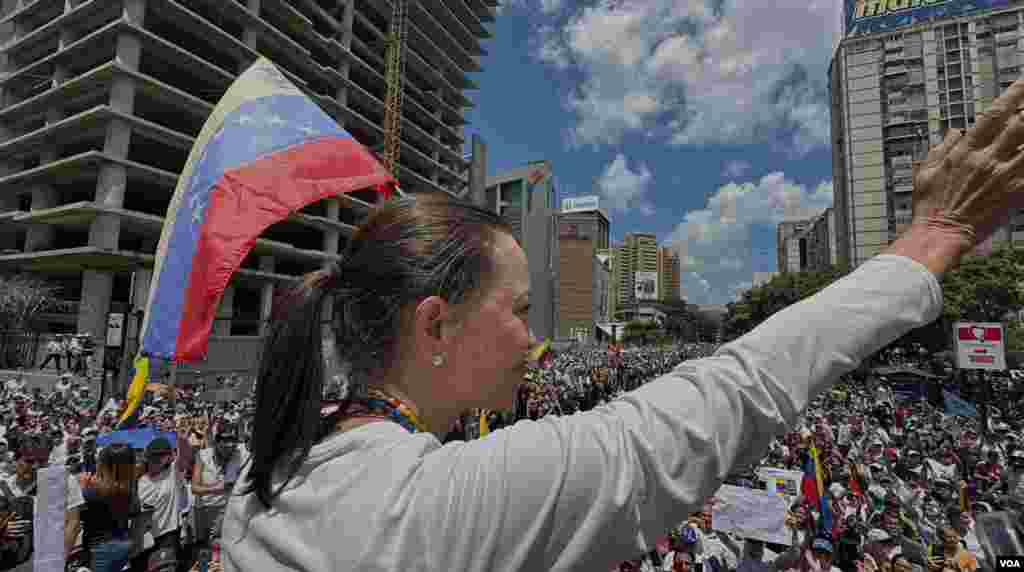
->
<box><xmin>175</xmin><ymin>137</ymin><xmax>393</xmax><ymax>361</ymax></box>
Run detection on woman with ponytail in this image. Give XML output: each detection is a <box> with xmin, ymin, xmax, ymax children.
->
<box><xmin>79</xmin><ymin>444</ymin><xmax>139</xmax><ymax>572</ymax></box>
<box><xmin>226</xmin><ymin>87</ymin><xmax>1024</xmax><ymax>572</ymax></box>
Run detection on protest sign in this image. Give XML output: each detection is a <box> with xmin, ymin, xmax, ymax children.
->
<box><xmin>711</xmin><ymin>485</ymin><xmax>792</xmax><ymax>546</ymax></box>
<box><xmin>755</xmin><ymin>468</ymin><xmax>802</xmax><ymax>498</ymax></box>
<box><xmin>33</xmin><ymin>465</ymin><xmax>67</xmax><ymax>572</ymax></box>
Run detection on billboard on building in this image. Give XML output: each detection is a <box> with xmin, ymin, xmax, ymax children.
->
<box><xmin>562</xmin><ymin>195</ymin><xmax>600</xmax><ymax>213</ymax></box>
<box><xmin>954</xmin><ymin>321</ymin><xmax>1006</xmax><ymax>370</ymax></box>
<box><xmin>846</xmin><ymin>0</ymin><xmax>1013</xmax><ymax>38</ymax></box>
<box><xmin>634</xmin><ymin>271</ymin><xmax>659</xmax><ymax>301</ymax></box>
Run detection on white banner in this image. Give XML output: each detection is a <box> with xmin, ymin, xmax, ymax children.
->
<box><xmin>33</xmin><ymin>465</ymin><xmax>67</xmax><ymax>572</ymax></box>
<box><xmin>711</xmin><ymin>485</ymin><xmax>792</xmax><ymax>546</ymax></box>
<box><xmin>954</xmin><ymin>322</ymin><xmax>1006</xmax><ymax>371</ymax></box>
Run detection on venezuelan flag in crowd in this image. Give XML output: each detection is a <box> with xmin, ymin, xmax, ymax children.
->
<box><xmin>138</xmin><ymin>57</ymin><xmax>395</xmax><ymax>363</ymax></box>
<box><xmin>801</xmin><ymin>445</ymin><xmax>833</xmax><ymax>536</ymax></box>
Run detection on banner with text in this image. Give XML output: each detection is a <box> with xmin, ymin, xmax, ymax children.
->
<box><xmin>846</xmin><ymin>0</ymin><xmax>1013</xmax><ymax>39</ymax></box>
<box><xmin>955</xmin><ymin>322</ymin><xmax>1006</xmax><ymax>371</ymax></box>
<box><xmin>712</xmin><ymin>485</ymin><xmax>793</xmax><ymax>546</ymax></box>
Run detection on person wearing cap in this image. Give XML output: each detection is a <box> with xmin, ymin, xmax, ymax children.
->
<box><xmin>133</xmin><ymin>437</ymin><xmax>186</xmax><ymax>571</ymax></box>
<box><xmin>191</xmin><ymin>424</ymin><xmax>247</xmax><ymax>563</ymax></box>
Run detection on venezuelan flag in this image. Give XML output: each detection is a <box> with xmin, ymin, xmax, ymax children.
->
<box><xmin>801</xmin><ymin>446</ymin><xmax>833</xmax><ymax>536</ymax></box>
<box><xmin>138</xmin><ymin>58</ymin><xmax>395</xmax><ymax>362</ymax></box>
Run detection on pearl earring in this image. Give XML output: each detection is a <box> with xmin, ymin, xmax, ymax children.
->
<box><xmin>431</xmin><ymin>354</ymin><xmax>445</xmax><ymax>367</ymax></box>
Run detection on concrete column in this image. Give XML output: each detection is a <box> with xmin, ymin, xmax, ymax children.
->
<box><xmin>0</xmin><ymin>161</ymin><xmax>21</xmax><ymax>250</ymax></box>
<box><xmin>258</xmin><ymin>256</ymin><xmax>275</xmax><ymax>335</ymax></box>
<box><xmin>214</xmin><ymin>285</ymin><xmax>234</xmax><ymax>336</ymax></box>
<box><xmin>122</xmin><ymin>0</ymin><xmax>147</xmax><ymax>25</ymax></box>
<box><xmin>468</xmin><ymin>134</ymin><xmax>487</xmax><ymax>208</ymax></box>
<box><xmin>241</xmin><ymin>0</ymin><xmax>260</xmax><ymax>49</ymax></box>
<box><xmin>91</xmin><ymin>120</ymin><xmax>129</xmax><ymax>249</ymax></box>
<box><xmin>89</xmin><ymin>163</ymin><xmax>127</xmax><ymax>249</ymax></box>
<box><xmin>78</xmin><ymin>270</ymin><xmax>114</xmax><ymax>370</ymax></box>
<box><xmin>130</xmin><ymin>268</ymin><xmax>152</xmax><ymax>312</ymax></box>
<box><xmin>323</xmin><ymin>198</ymin><xmax>340</xmax><ymax>259</ymax></box>
<box><xmin>109</xmin><ymin>75</ymin><xmax>137</xmax><ymax>114</ymax></box>
<box><xmin>24</xmin><ymin>185</ymin><xmax>58</xmax><ymax>252</ymax></box>
<box><xmin>115</xmin><ymin>33</ymin><xmax>142</xmax><ymax>70</ymax></box>
<box><xmin>340</xmin><ymin>0</ymin><xmax>354</xmax><ymax>49</ymax></box>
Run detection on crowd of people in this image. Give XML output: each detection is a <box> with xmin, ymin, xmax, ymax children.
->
<box><xmin>0</xmin><ymin>370</ymin><xmax>252</xmax><ymax>572</ymax></box>
<box><xmin>1</xmin><ymin>340</ymin><xmax>1022</xmax><ymax>572</ymax></box>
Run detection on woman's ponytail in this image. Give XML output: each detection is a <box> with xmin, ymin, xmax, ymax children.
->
<box><xmin>244</xmin><ymin>268</ymin><xmax>334</xmax><ymax>508</ymax></box>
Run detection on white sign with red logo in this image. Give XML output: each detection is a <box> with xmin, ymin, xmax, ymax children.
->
<box><xmin>954</xmin><ymin>322</ymin><xmax>1006</xmax><ymax>371</ymax></box>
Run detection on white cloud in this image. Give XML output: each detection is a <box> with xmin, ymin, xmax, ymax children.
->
<box><xmin>666</xmin><ymin>172</ymin><xmax>833</xmax><ymax>304</ymax></box>
<box><xmin>596</xmin><ymin>154</ymin><xmax>655</xmax><ymax>215</ymax></box>
<box><xmin>722</xmin><ymin>160</ymin><xmax>750</xmax><ymax>178</ymax></box>
<box><xmin>533</xmin><ymin>0</ymin><xmax>842</xmax><ymax>153</ymax></box>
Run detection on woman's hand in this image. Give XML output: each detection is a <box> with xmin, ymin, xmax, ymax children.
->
<box><xmin>914</xmin><ymin>78</ymin><xmax>1024</xmax><ymax>240</ymax></box>
<box><xmin>889</xmin><ymin>78</ymin><xmax>1024</xmax><ymax>274</ymax></box>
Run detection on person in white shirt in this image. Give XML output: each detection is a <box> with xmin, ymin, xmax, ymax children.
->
<box><xmin>134</xmin><ymin>437</ymin><xmax>185</xmax><ymax>570</ymax></box>
<box><xmin>191</xmin><ymin>425</ymin><xmax>247</xmax><ymax>553</ymax></box>
<box><xmin>223</xmin><ymin>80</ymin><xmax>1024</xmax><ymax>572</ymax></box>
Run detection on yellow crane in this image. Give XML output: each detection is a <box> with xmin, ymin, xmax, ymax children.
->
<box><xmin>382</xmin><ymin>0</ymin><xmax>409</xmax><ymax>183</ymax></box>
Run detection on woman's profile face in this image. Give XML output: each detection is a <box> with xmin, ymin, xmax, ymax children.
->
<box><xmin>444</xmin><ymin>231</ymin><xmax>533</xmax><ymax>410</ymax></box>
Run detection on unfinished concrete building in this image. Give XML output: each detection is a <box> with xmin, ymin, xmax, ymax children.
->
<box><xmin>0</xmin><ymin>0</ymin><xmax>495</xmax><ymax>377</ymax></box>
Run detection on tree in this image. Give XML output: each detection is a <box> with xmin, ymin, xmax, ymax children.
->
<box><xmin>0</xmin><ymin>273</ymin><xmax>65</xmax><ymax>331</ymax></box>
<box><xmin>940</xmin><ymin>245</ymin><xmax>1024</xmax><ymax>323</ymax></box>
<box><xmin>722</xmin><ymin>245</ymin><xmax>1024</xmax><ymax>352</ymax></box>
<box><xmin>624</xmin><ymin>320</ymin><xmax>660</xmax><ymax>345</ymax></box>
<box><xmin>723</xmin><ymin>266</ymin><xmax>852</xmax><ymax>340</ymax></box>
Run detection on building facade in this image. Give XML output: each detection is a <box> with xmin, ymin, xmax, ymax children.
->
<box><xmin>657</xmin><ymin>246</ymin><xmax>680</xmax><ymax>302</ymax></box>
<box><xmin>554</xmin><ymin>205</ymin><xmax>610</xmax><ymax>341</ymax></box>
<box><xmin>0</xmin><ymin>0</ymin><xmax>495</xmax><ymax>376</ymax></box>
<box><xmin>831</xmin><ymin>1</ymin><xmax>1024</xmax><ymax>267</ymax></box>
<box><xmin>485</xmin><ymin>161</ymin><xmax>558</xmax><ymax>340</ymax></box>
<box><xmin>752</xmin><ymin>271</ymin><xmax>778</xmax><ymax>288</ymax></box>
<box><xmin>776</xmin><ymin>220</ymin><xmax>812</xmax><ymax>274</ymax></box>
<box><xmin>610</xmin><ymin>232</ymin><xmax>658</xmax><ymax>320</ymax></box>
<box><xmin>776</xmin><ymin>209</ymin><xmax>838</xmax><ymax>274</ymax></box>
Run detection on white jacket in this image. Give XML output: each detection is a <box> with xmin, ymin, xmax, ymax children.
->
<box><xmin>222</xmin><ymin>255</ymin><xmax>942</xmax><ymax>572</ymax></box>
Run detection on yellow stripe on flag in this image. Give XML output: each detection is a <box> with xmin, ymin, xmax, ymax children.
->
<box><xmin>528</xmin><ymin>339</ymin><xmax>551</xmax><ymax>363</ymax></box>
<box><xmin>810</xmin><ymin>446</ymin><xmax>826</xmax><ymax>499</ymax></box>
<box><xmin>119</xmin><ymin>355</ymin><xmax>150</xmax><ymax>425</ymax></box>
<box><xmin>479</xmin><ymin>409</ymin><xmax>490</xmax><ymax>437</ymax></box>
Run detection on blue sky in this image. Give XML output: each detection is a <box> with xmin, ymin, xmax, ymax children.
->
<box><xmin>463</xmin><ymin>0</ymin><xmax>845</xmax><ymax>305</ymax></box>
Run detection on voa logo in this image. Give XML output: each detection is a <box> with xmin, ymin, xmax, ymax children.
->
<box><xmin>997</xmin><ymin>557</ymin><xmax>1024</xmax><ymax>571</ymax></box>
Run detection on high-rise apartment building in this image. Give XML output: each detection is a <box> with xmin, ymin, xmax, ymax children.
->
<box><xmin>831</xmin><ymin>0</ymin><xmax>1024</xmax><ymax>267</ymax></box>
<box><xmin>657</xmin><ymin>246</ymin><xmax>681</xmax><ymax>302</ymax></box>
<box><xmin>555</xmin><ymin>198</ymin><xmax>610</xmax><ymax>341</ymax></box>
<box><xmin>0</xmin><ymin>0</ymin><xmax>495</xmax><ymax>373</ymax></box>
<box><xmin>776</xmin><ymin>209</ymin><xmax>838</xmax><ymax>274</ymax></box>
<box><xmin>485</xmin><ymin>161</ymin><xmax>558</xmax><ymax>340</ymax></box>
<box><xmin>611</xmin><ymin>232</ymin><xmax>657</xmax><ymax>320</ymax></box>
<box><xmin>776</xmin><ymin>220</ymin><xmax>812</xmax><ymax>274</ymax></box>
<box><xmin>597</xmin><ymin>247</ymin><xmax>618</xmax><ymax>320</ymax></box>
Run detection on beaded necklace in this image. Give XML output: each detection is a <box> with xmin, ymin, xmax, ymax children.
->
<box><xmin>321</xmin><ymin>388</ymin><xmax>427</xmax><ymax>434</ymax></box>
